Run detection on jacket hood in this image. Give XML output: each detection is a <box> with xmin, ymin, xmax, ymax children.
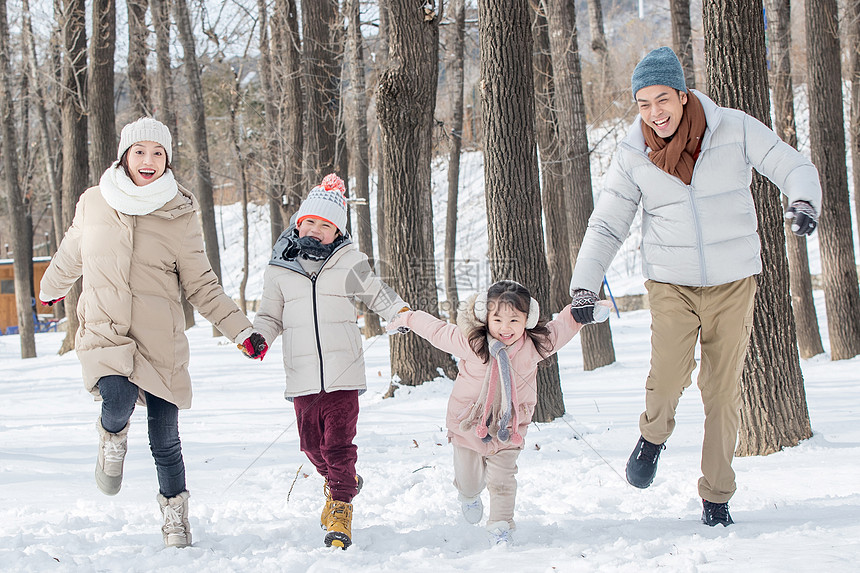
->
<box><xmin>456</xmin><ymin>293</ymin><xmax>483</xmax><ymax>336</ymax></box>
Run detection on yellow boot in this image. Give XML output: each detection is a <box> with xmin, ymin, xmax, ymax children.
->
<box><xmin>321</xmin><ymin>475</ymin><xmax>363</xmax><ymax>531</ymax></box>
<box><xmin>324</xmin><ymin>500</ymin><xmax>353</xmax><ymax>549</ymax></box>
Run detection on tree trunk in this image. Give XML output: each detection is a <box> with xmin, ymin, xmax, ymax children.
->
<box><xmin>0</xmin><ymin>0</ymin><xmax>36</xmax><ymax>358</ymax></box>
<box><xmin>175</xmin><ymin>0</ymin><xmax>223</xmax><ymax>338</ymax></box>
<box><xmin>849</xmin><ymin>0</ymin><xmax>860</xmax><ymax>245</ymax></box>
<box><xmin>88</xmin><ymin>0</ymin><xmax>116</xmax><ymax>176</ymax></box>
<box><xmin>273</xmin><ymin>0</ymin><xmax>304</xmax><ymax>221</ymax></box>
<box><xmin>586</xmin><ymin>0</ymin><xmax>613</xmax><ymax>101</ymax></box>
<box><xmin>804</xmin><ymin>0</ymin><xmax>860</xmax><ymax>360</ymax></box>
<box><xmin>375</xmin><ymin>0</ymin><xmax>390</xmax><ymax>266</ymax></box>
<box><xmin>126</xmin><ymin>0</ymin><xmax>150</xmax><ymax>117</ymax></box>
<box><xmin>478</xmin><ymin>0</ymin><xmax>563</xmax><ymax>421</ymax></box>
<box><xmin>345</xmin><ymin>0</ymin><xmax>383</xmax><ymax>337</ymax></box>
<box><xmin>764</xmin><ymin>0</ymin><xmax>823</xmax><ymax>359</ymax></box>
<box><xmin>703</xmin><ymin>0</ymin><xmax>812</xmax><ymax>456</ymax></box>
<box><xmin>543</xmin><ymin>0</ymin><xmax>615</xmax><ymax>372</ymax></box>
<box><xmin>301</xmin><ymin>0</ymin><xmax>341</xmax><ymax>180</ymax></box>
<box><xmin>151</xmin><ymin>0</ymin><xmax>177</xmax><ymax>164</ymax></box>
<box><xmin>257</xmin><ymin>0</ymin><xmax>285</xmax><ymax>245</ymax></box>
<box><xmin>227</xmin><ymin>67</ymin><xmax>250</xmax><ymax>315</ymax></box>
<box><xmin>531</xmin><ymin>7</ymin><xmax>571</xmax><ymax>312</ymax></box>
<box><xmin>58</xmin><ymin>0</ymin><xmax>88</xmax><ymax>355</ymax></box>
<box><xmin>377</xmin><ymin>0</ymin><xmax>456</xmax><ymax>388</ymax></box>
<box><xmin>444</xmin><ymin>0</ymin><xmax>467</xmax><ymax>324</ymax></box>
<box><xmin>670</xmin><ymin>0</ymin><xmax>696</xmax><ymax>90</ymax></box>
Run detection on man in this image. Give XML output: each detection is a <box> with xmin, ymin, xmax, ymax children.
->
<box><xmin>569</xmin><ymin>47</ymin><xmax>820</xmax><ymax>526</ymax></box>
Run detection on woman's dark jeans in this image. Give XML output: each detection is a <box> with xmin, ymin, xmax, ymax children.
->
<box><xmin>98</xmin><ymin>375</ymin><xmax>186</xmax><ymax>498</ymax></box>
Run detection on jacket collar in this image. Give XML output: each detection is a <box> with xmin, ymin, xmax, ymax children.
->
<box><xmin>624</xmin><ymin>89</ymin><xmax>723</xmax><ymax>154</ymax></box>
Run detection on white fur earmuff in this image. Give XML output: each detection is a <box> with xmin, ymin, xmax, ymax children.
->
<box><xmin>474</xmin><ymin>287</ymin><xmax>540</xmax><ymax>329</ymax></box>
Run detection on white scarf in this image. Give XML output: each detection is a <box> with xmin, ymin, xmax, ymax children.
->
<box><xmin>99</xmin><ymin>161</ymin><xmax>178</xmax><ymax>216</ymax></box>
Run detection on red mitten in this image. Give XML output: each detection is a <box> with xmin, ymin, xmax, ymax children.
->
<box><xmin>239</xmin><ymin>332</ymin><xmax>268</xmax><ymax>360</ymax></box>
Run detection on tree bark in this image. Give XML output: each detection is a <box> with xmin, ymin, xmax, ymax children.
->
<box><xmin>804</xmin><ymin>0</ymin><xmax>860</xmax><ymax>360</ymax></box>
<box><xmin>586</xmin><ymin>0</ymin><xmax>613</xmax><ymax>101</ymax></box>
<box><xmin>0</xmin><ymin>0</ymin><xmax>36</xmax><ymax>358</ymax></box>
<box><xmin>849</xmin><ymin>0</ymin><xmax>860</xmax><ymax>246</ymax></box>
<box><xmin>58</xmin><ymin>0</ymin><xmax>88</xmax><ymax>355</ymax></box>
<box><xmin>345</xmin><ymin>0</ymin><xmax>383</xmax><ymax>337</ymax></box>
<box><xmin>444</xmin><ymin>0</ymin><xmax>467</xmax><ymax>324</ymax></box>
<box><xmin>543</xmin><ymin>0</ymin><xmax>615</xmax><ymax>372</ymax></box>
<box><xmin>88</xmin><ymin>0</ymin><xmax>116</xmax><ymax>176</ymax></box>
<box><xmin>764</xmin><ymin>0</ymin><xmax>823</xmax><ymax>359</ymax></box>
<box><xmin>377</xmin><ymin>0</ymin><xmax>456</xmax><ymax>388</ymax></box>
<box><xmin>151</xmin><ymin>0</ymin><xmax>177</xmax><ymax>164</ymax></box>
<box><xmin>126</xmin><ymin>0</ymin><xmax>150</xmax><ymax>117</ymax></box>
<box><xmin>703</xmin><ymin>0</ymin><xmax>812</xmax><ymax>455</ymax></box>
<box><xmin>375</xmin><ymin>0</ymin><xmax>390</xmax><ymax>266</ymax></box>
<box><xmin>478</xmin><ymin>0</ymin><xmax>564</xmax><ymax>421</ymax></box>
<box><xmin>670</xmin><ymin>0</ymin><xmax>696</xmax><ymax>90</ymax></box>
<box><xmin>531</xmin><ymin>7</ymin><xmax>571</xmax><ymax>312</ymax></box>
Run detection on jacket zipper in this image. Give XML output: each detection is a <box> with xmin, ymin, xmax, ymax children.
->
<box><xmin>310</xmin><ymin>274</ymin><xmax>326</xmax><ymax>393</ymax></box>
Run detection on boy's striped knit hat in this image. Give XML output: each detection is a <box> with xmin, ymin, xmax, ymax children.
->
<box><xmin>296</xmin><ymin>173</ymin><xmax>348</xmax><ymax>233</ymax></box>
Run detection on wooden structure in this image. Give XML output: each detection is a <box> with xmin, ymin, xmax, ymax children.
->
<box><xmin>0</xmin><ymin>257</ymin><xmax>53</xmax><ymax>333</ymax></box>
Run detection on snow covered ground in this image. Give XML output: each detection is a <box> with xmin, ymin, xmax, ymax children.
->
<box><xmin>2</xmin><ymin>288</ymin><xmax>860</xmax><ymax>571</ymax></box>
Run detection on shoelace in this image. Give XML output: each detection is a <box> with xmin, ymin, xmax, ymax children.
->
<box><xmin>489</xmin><ymin>528</ymin><xmax>510</xmax><ymax>545</ymax></box>
<box><xmin>704</xmin><ymin>501</ymin><xmax>730</xmax><ymax>522</ymax></box>
<box><xmin>463</xmin><ymin>499</ymin><xmax>481</xmax><ymax>512</ymax></box>
<box><xmin>103</xmin><ymin>440</ymin><xmax>126</xmax><ymax>465</ymax></box>
<box><xmin>637</xmin><ymin>440</ymin><xmax>664</xmax><ymax>463</ymax></box>
<box><xmin>162</xmin><ymin>504</ymin><xmax>185</xmax><ymax>535</ymax></box>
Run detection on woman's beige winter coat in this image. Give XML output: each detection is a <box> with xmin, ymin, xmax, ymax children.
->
<box><xmin>40</xmin><ymin>185</ymin><xmax>252</xmax><ymax>409</ymax></box>
<box><xmin>253</xmin><ymin>239</ymin><xmax>407</xmax><ymax>399</ymax></box>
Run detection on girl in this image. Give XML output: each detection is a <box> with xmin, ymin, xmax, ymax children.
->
<box><xmin>253</xmin><ymin>173</ymin><xmax>409</xmax><ymax>550</ymax></box>
<box><xmin>39</xmin><ymin>117</ymin><xmax>266</xmax><ymax>548</ymax></box>
<box><xmin>388</xmin><ymin>280</ymin><xmax>598</xmax><ymax>544</ymax></box>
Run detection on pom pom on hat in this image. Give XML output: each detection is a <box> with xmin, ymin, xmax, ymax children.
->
<box><xmin>296</xmin><ymin>173</ymin><xmax>348</xmax><ymax>233</ymax></box>
<box><xmin>631</xmin><ymin>46</ymin><xmax>687</xmax><ymax>100</ymax></box>
<box><xmin>117</xmin><ymin>117</ymin><xmax>173</xmax><ymax>163</ymax></box>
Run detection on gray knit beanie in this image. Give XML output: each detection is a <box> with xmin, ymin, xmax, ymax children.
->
<box><xmin>117</xmin><ymin>117</ymin><xmax>173</xmax><ymax>163</ymax></box>
<box><xmin>631</xmin><ymin>46</ymin><xmax>687</xmax><ymax>99</ymax></box>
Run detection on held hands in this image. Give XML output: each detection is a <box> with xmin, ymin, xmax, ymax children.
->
<box><xmin>386</xmin><ymin>308</ymin><xmax>413</xmax><ymax>334</ymax></box>
<box><xmin>785</xmin><ymin>200</ymin><xmax>818</xmax><ymax>236</ymax></box>
<box><xmin>40</xmin><ymin>296</ymin><xmax>65</xmax><ymax>307</ymax></box>
<box><xmin>570</xmin><ymin>289</ymin><xmax>612</xmax><ymax>324</ymax></box>
<box><xmin>239</xmin><ymin>332</ymin><xmax>268</xmax><ymax>360</ymax></box>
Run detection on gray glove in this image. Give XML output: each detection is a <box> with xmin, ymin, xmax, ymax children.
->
<box><xmin>570</xmin><ymin>289</ymin><xmax>599</xmax><ymax>324</ymax></box>
<box><xmin>785</xmin><ymin>200</ymin><xmax>817</xmax><ymax>236</ymax></box>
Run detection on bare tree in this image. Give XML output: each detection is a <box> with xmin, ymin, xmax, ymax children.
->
<box><xmin>377</xmin><ymin>0</ymin><xmax>456</xmax><ymax>388</ymax></box>
<box><xmin>543</xmin><ymin>0</ymin><xmax>615</xmax><ymax>371</ymax></box>
<box><xmin>444</xmin><ymin>0</ymin><xmax>467</xmax><ymax>323</ymax></box>
<box><xmin>478</xmin><ymin>0</ymin><xmax>564</xmax><ymax>421</ymax></box>
<box><xmin>804</xmin><ymin>0</ymin><xmax>860</xmax><ymax>360</ymax></box>
<box><xmin>227</xmin><ymin>64</ymin><xmax>251</xmax><ymax>315</ymax></box>
<box><xmin>531</xmin><ymin>6</ymin><xmax>571</xmax><ymax>312</ymax></box>
<box><xmin>345</xmin><ymin>0</ymin><xmax>383</xmax><ymax>337</ymax></box>
<box><xmin>703</xmin><ymin>0</ymin><xmax>812</xmax><ymax>455</ymax></box>
<box><xmin>670</xmin><ymin>0</ymin><xmax>696</xmax><ymax>89</ymax></box>
<box><xmin>151</xmin><ymin>0</ymin><xmax>177</xmax><ymax>162</ymax></box>
<box><xmin>849</xmin><ymin>0</ymin><xmax>860</xmax><ymax>243</ymax></box>
<box><xmin>586</xmin><ymin>0</ymin><xmax>613</xmax><ymax>101</ymax></box>
<box><xmin>126</xmin><ymin>0</ymin><xmax>150</xmax><ymax>117</ymax></box>
<box><xmin>88</xmin><ymin>0</ymin><xmax>116</xmax><ymax>175</ymax></box>
<box><xmin>375</xmin><ymin>0</ymin><xmax>390</xmax><ymax>265</ymax></box>
<box><xmin>764</xmin><ymin>0</ymin><xmax>823</xmax><ymax>359</ymax></box>
<box><xmin>0</xmin><ymin>0</ymin><xmax>36</xmax><ymax>358</ymax></box>
<box><xmin>58</xmin><ymin>0</ymin><xmax>89</xmax><ymax>355</ymax></box>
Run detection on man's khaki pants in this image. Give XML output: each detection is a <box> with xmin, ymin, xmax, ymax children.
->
<box><xmin>452</xmin><ymin>444</ymin><xmax>521</xmax><ymax>528</ymax></box>
<box><xmin>641</xmin><ymin>277</ymin><xmax>756</xmax><ymax>503</ymax></box>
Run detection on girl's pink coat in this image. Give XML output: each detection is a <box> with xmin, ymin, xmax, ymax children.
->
<box><xmin>403</xmin><ymin>306</ymin><xmax>582</xmax><ymax>455</ymax></box>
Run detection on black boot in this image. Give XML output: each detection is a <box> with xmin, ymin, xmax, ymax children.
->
<box><xmin>701</xmin><ymin>499</ymin><xmax>734</xmax><ymax>527</ymax></box>
<box><xmin>625</xmin><ymin>436</ymin><xmax>665</xmax><ymax>488</ymax></box>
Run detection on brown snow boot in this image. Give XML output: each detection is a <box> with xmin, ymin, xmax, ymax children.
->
<box><xmin>321</xmin><ymin>475</ymin><xmax>363</xmax><ymax>530</ymax></box>
<box><xmin>324</xmin><ymin>500</ymin><xmax>353</xmax><ymax>549</ymax></box>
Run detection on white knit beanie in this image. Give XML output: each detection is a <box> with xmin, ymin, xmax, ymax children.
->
<box><xmin>117</xmin><ymin>117</ymin><xmax>173</xmax><ymax>163</ymax></box>
<box><xmin>295</xmin><ymin>173</ymin><xmax>348</xmax><ymax>233</ymax></box>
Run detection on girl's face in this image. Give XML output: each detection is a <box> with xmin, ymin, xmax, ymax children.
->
<box><xmin>298</xmin><ymin>216</ymin><xmax>338</xmax><ymax>245</ymax></box>
<box><xmin>487</xmin><ymin>300</ymin><xmax>527</xmax><ymax>345</ymax></box>
<box><xmin>126</xmin><ymin>141</ymin><xmax>167</xmax><ymax>186</ymax></box>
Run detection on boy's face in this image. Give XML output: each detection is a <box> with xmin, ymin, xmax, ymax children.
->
<box><xmin>298</xmin><ymin>217</ymin><xmax>338</xmax><ymax>245</ymax></box>
<box><xmin>635</xmin><ymin>85</ymin><xmax>688</xmax><ymax>138</ymax></box>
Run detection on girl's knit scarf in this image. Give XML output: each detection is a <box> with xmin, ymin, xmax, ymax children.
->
<box><xmin>641</xmin><ymin>90</ymin><xmax>707</xmax><ymax>185</ymax></box>
<box><xmin>277</xmin><ymin>228</ymin><xmax>344</xmax><ymax>262</ymax></box>
<box><xmin>99</xmin><ymin>162</ymin><xmax>178</xmax><ymax>216</ymax></box>
<box><xmin>459</xmin><ymin>336</ymin><xmax>525</xmax><ymax>447</ymax></box>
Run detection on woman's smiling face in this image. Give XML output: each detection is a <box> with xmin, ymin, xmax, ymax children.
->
<box><xmin>126</xmin><ymin>141</ymin><xmax>167</xmax><ymax>186</ymax></box>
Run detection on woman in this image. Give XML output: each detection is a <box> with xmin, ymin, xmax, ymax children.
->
<box><xmin>40</xmin><ymin>117</ymin><xmax>267</xmax><ymax>547</ymax></box>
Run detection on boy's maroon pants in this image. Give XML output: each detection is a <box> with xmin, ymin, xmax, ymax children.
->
<box><xmin>293</xmin><ymin>389</ymin><xmax>359</xmax><ymax>502</ymax></box>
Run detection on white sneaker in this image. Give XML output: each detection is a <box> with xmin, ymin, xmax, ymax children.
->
<box><xmin>486</xmin><ymin>521</ymin><xmax>513</xmax><ymax>546</ymax></box>
<box><xmin>458</xmin><ymin>494</ymin><xmax>483</xmax><ymax>524</ymax></box>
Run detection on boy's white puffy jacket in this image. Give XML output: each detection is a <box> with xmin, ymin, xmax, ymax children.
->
<box><xmin>571</xmin><ymin>90</ymin><xmax>822</xmax><ymax>294</ymax></box>
<box><xmin>253</xmin><ymin>235</ymin><xmax>407</xmax><ymax>399</ymax></box>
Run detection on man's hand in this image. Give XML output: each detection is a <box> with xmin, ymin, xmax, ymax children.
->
<box><xmin>785</xmin><ymin>200</ymin><xmax>818</xmax><ymax>236</ymax></box>
<box><xmin>239</xmin><ymin>332</ymin><xmax>268</xmax><ymax>360</ymax></box>
<box><xmin>570</xmin><ymin>289</ymin><xmax>599</xmax><ymax>324</ymax></box>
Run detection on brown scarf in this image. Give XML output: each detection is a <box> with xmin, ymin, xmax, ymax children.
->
<box><xmin>641</xmin><ymin>91</ymin><xmax>707</xmax><ymax>185</ymax></box>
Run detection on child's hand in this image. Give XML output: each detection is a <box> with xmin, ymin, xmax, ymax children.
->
<box><xmin>387</xmin><ymin>309</ymin><xmax>413</xmax><ymax>334</ymax></box>
<box><xmin>239</xmin><ymin>332</ymin><xmax>268</xmax><ymax>360</ymax></box>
